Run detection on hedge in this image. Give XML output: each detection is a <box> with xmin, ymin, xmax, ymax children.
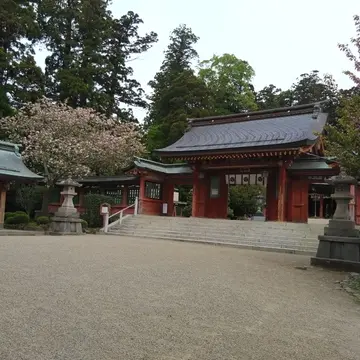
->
<box><xmin>36</xmin><ymin>216</ymin><xmax>50</xmax><ymax>225</ymax></box>
<box><xmin>82</xmin><ymin>194</ymin><xmax>115</xmax><ymax>228</ymax></box>
<box><xmin>5</xmin><ymin>213</ymin><xmax>30</xmax><ymax>225</ymax></box>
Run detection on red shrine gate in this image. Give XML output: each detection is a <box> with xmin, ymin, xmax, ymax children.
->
<box><xmin>147</xmin><ymin>102</ymin><xmax>340</xmax><ymax>223</ymax></box>
<box><xmin>49</xmin><ymin>103</ymin><xmax>350</xmax><ymax>224</ymax></box>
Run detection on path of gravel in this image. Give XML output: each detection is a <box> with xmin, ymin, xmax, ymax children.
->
<box><xmin>1</xmin><ymin>235</ymin><xmax>360</xmax><ymax>360</ymax></box>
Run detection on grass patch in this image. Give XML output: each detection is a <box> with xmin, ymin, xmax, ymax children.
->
<box><xmin>342</xmin><ymin>273</ymin><xmax>360</xmax><ymax>303</ymax></box>
<box><xmin>348</xmin><ymin>275</ymin><xmax>360</xmax><ymax>293</ymax></box>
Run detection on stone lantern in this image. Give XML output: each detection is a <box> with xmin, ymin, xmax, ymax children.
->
<box><xmin>311</xmin><ymin>174</ymin><xmax>360</xmax><ymax>271</ymax></box>
<box><xmin>253</xmin><ymin>193</ymin><xmax>266</xmax><ymax>221</ymax></box>
<box><xmin>50</xmin><ymin>178</ymin><xmax>83</xmax><ymax>235</ymax></box>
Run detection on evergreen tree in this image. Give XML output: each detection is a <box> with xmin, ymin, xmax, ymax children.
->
<box><xmin>291</xmin><ymin>71</ymin><xmax>338</xmax><ymax>106</ymax></box>
<box><xmin>39</xmin><ymin>1</ymin><xmax>157</xmax><ymax>121</ymax></box>
<box><xmin>256</xmin><ymin>71</ymin><xmax>339</xmax><ymax>124</ymax></box>
<box><xmin>145</xmin><ymin>25</ymin><xmax>211</xmax><ymax>154</ymax></box>
<box><xmin>256</xmin><ymin>85</ymin><xmax>294</xmax><ymax>110</ymax></box>
<box><xmin>39</xmin><ymin>0</ymin><xmax>110</xmax><ymax>107</ymax></box>
<box><xmin>95</xmin><ymin>12</ymin><xmax>157</xmax><ymax>121</ymax></box>
<box><xmin>0</xmin><ymin>0</ymin><xmax>44</xmax><ymax>117</ymax></box>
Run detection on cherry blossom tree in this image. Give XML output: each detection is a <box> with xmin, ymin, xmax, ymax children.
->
<box><xmin>1</xmin><ymin>97</ymin><xmax>145</xmax><ymax>184</ymax></box>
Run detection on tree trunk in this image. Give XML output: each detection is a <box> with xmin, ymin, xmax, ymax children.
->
<box><xmin>40</xmin><ymin>186</ymin><xmax>50</xmax><ymax>216</ymax></box>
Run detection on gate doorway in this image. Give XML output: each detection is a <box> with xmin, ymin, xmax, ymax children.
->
<box><xmin>226</xmin><ymin>172</ymin><xmax>267</xmax><ymax>220</ymax></box>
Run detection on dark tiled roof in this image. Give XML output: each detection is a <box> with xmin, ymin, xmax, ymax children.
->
<box><xmin>75</xmin><ymin>175</ymin><xmax>138</xmax><ymax>183</ymax></box>
<box><xmin>133</xmin><ymin>157</ymin><xmax>192</xmax><ymax>174</ymax></box>
<box><xmin>155</xmin><ymin>103</ymin><xmax>328</xmax><ymax>156</ymax></box>
<box><xmin>0</xmin><ymin>141</ymin><xmax>43</xmax><ymax>181</ymax></box>
<box><xmin>288</xmin><ymin>159</ymin><xmax>336</xmax><ymax>171</ymax></box>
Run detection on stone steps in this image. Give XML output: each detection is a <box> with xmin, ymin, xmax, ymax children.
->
<box><xmin>116</xmin><ymin>216</ymin><xmax>323</xmax><ymax>230</ymax></box>
<box><xmin>114</xmin><ymin>226</ymin><xmax>318</xmax><ymax>240</ymax></box>
<box><xmin>107</xmin><ymin>215</ymin><xmax>322</xmax><ymax>255</ymax></box>
<box><xmin>109</xmin><ymin>233</ymin><xmax>317</xmax><ymax>253</ymax></box>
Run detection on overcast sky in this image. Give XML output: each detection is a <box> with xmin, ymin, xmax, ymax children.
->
<box><xmin>35</xmin><ymin>0</ymin><xmax>360</xmax><ymax>120</ymax></box>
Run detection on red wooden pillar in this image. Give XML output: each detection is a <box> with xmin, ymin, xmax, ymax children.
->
<box><xmin>121</xmin><ymin>185</ymin><xmax>128</xmax><ymax>206</ymax></box>
<box><xmin>163</xmin><ymin>182</ymin><xmax>174</xmax><ymax>216</ymax></box>
<box><xmin>192</xmin><ymin>169</ymin><xmax>199</xmax><ymax>217</ymax></box>
<box><xmin>355</xmin><ymin>185</ymin><xmax>360</xmax><ymax>225</ymax></box>
<box><xmin>266</xmin><ymin>170</ymin><xmax>278</xmax><ymax>221</ymax></box>
<box><xmin>277</xmin><ymin>164</ymin><xmax>287</xmax><ymax>221</ymax></box>
<box><xmin>0</xmin><ymin>183</ymin><xmax>6</xmax><ymax>228</ymax></box>
<box><xmin>78</xmin><ymin>188</ymin><xmax>84</xmax><ymax>207</ymax></box>
<box><xmin>319</xmin><ymin>195</ymin><xmax>324</xmax><ymax>219</ymax></box>
<box><xmin>139</xmin><ymin>175</ymin><xmax>146</xmax><ymax>214</ymax></box>
<box><xmin>192</xmin><ymin>169</ymin><xmax>205</xmax><ymax>217</ymax></box>
<box><xmin>350</xmin><ymin>184</ymin><xmax>356</xmax><ymax>221</ymax></box>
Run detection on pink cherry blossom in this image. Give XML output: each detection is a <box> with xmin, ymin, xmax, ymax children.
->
<box><xmin>1</xmin><ymin>97</ymin><xmax>145</xmax><ymax>184</ymax></box>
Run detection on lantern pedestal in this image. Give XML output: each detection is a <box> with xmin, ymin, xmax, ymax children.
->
<box><xmin>50</xmin><ymin>178</ymin><xmax>83</xmax><ymax>235</ymax></box>
<box><xmin>311</xmin><ymin>175</ymin><xmax>360</xmax><ymax>272</ymax></box>
<box><xmin>253</xmin><ymin>194</ymin><xmax>266</xmax><ymax>221</ymax></box>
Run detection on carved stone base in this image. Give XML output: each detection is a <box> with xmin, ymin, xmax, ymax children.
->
<box><xmin>253</xmin><ymin>215</ymin><xmax>266</xmax><ymax>221</ymax></box>
<box><xmin>311</xmin><ymin>234</ymin><xmax>360</xmax><ymax>271</ymax></box>
<box><xmin>311</xmin><ymin>256</ymin><xmax>360</xmax><ymax>272</ymax></box>
<box><xmin>311</xmin><ymin>174</ymin><xmax>360</xmax><ymax>271</ymax></box>
<box><xmin>49</xmin><ymin>215</ymin><xmax>83</xmax><ymax>235</ymax></box>
<box><xmin>324</xmin><ymin>219</ymin><xmax>360</xmax><ymax>237</ymax></box>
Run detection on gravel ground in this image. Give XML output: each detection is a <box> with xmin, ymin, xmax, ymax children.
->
<box><xmin>1</xmin><ymin>235</ymin><xmax>360</xmax><ymax>360</ymax></box>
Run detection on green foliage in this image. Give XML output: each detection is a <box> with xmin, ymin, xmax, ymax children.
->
<box><xmin>181</xmin><ymin>189</ymin><xmax>193</xmax><ymax>217</ymax></box>
<box><xmin>325</xmin><ymin>95</ymin><xmax>360</xmax><ymax>177</ymax></box>
<box><xmin>145</xmin><ymin>25</ymin><xmax>211</xmax><ymax>154</ymax></box>
<box><xmin>96</xmin><ymin>12</ymin><xmax>157</xmax><ymax>121</ymax></box>
<box><xmin>4</xmin><ymin>212</ymin><xmax>16</xmax><ymax>220</ymax></box>
<box><xmin>36</xmin><ymin>216</ymin><xmax>50</xmax><ymax>225</ymax></box>
<box><xmin>227</xmin><ymin>207</ymin><xmax>234</xmax><ymax>219</ymax></box>
<box><xmin>39</xmin><ymin>1</ymin><xmax>157</xmax><ymax>121</ymax></box>
<box><xmin>15</xmin><ymin>185</ymin><xmax>45</xmax><ymax>215</ymax></box>
<box><xmin>25</xmin><ymin>222</ymin><xmax>42</xmax><ymax>231</ymax></box>
<box><xmin>256</xmin><ymin>71</ymin><xmax>339</xmax><ymax>123</ymax></box>
<box><xmin>256</xmin><ymin>85</ymin><xmax>294</xmax><ymax>110</ymax></box>
<box><xmin>81</xmin><ymin>219</ymin><xmax>88</xmax><ymax>231</ymax></box>
<box><xmin>82</xmin><ymin>194</ymin><xmax>115</xmax><ymax>228</ymax></box>
<box><xmin>1</xmin><ymin>1</ymin><xmax>157</xmax><ymax>122</ymax></box>
<box><xmin>5</xmin><ymin>213</ymin><xmax>30</xmax><ymax>225</ymax></box>
<box><xmin>292</xmin><ymin>71</ymin><xmax>339</xmax><ymax>123</ymax></box>
<box><xmin>4</xmin><ymin>224</ymin><xmax>22</xmax><ymax>230</ymax></box>
<box><xmin>0</xmin><ymin>0</ymin><xmax>44</xmax><ymax>117</ymax></box>
<box><xmin>229</xmin><ymin>185</ymin><xmax>264</xmax><ymax>218</ymax></box>
<box><xmin>198</xmin><ymin>53</ymin><xmax>257</xmax><ymax>114</ymax></box>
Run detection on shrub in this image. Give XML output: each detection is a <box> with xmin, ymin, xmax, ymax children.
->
<box><xmin>36</xmin><ymin>216</ymin><xmax>50</xmax><ymax>225</ymax></box>
<box><xmin>181</xmin><ymin>189</ymin><xmax>193</xmax><ymax>217</ymax></box>
<box><xmin>229</xmin><ymin>185</ymin><xmax>265</xmax><ymax>218</ymax></box>
<box><xmin>14</xmin><ymin>211</ymin><xmax>28</xmax><ymax>216</ymax></box>
<box><xmin>82</xmin><ymin>194</ymin><xmax>115</xmax><ymax>228</ymax></box>
<box><xmin>227</xmin><ymin>207</ymin><xmax>235</xmax><ymax>219</ymax></box>
<box><xmin>25</xmin><ymin>222</ymin><xmax>42</xmax><ymax>231</ymax></box>
<box><xmin>5</xmin><ymin>213</ymin><xmax>30</xmax><ymax>225</ymax></box>
<box><xmin>5</xmin><ymin>211</ymin><xmax>27</xmax><ymax>220</ymax></box>
<box><xmin>4</xmin><ymin>212</ymin><xmax>15</xmax><ymax>220</ymax></box>
<box><xmin>15</xmin><ymin>185</ymin><xmax>45</xmax><ymax>216</ymax></box>
<box><xmin>80</xmin><ymin>219</ymin><xmax>88</xmax><ymax>232</ymax></box>
<box><xmin>4</xmin><ymin>224</ymin><xmax>25</xmax><ymax>230</ymax></box>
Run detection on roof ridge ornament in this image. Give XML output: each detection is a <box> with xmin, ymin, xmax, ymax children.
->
<box><xmin>185</xmin><ymin>120</ymin><xmax>193</xmax><ymax>132</ymax></box>
<box><xmin>312</xmin><ymin>103</ymin><xmax>322</xmax><ymax>119</ymax></box>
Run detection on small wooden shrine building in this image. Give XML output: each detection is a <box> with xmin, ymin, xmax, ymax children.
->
<box><xmin>49</xmin><ymin>102</ymin><xmax>347</xmax><ymax>223</ymax></box>
<box><xmin>0</xmin><ymin>141</ymin><xmax>43</xmax><ymax>227</ymax></box>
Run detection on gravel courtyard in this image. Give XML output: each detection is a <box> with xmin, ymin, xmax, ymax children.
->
<box><xmin>1</xmin><ymin>235</ymin><xmax>360</xmax><ymax>360</ymax></box>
